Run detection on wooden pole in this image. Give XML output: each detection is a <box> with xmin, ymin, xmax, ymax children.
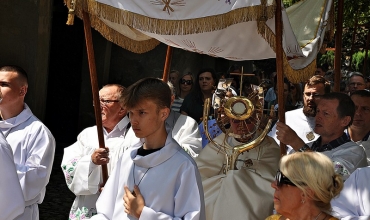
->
<box><xmin>162</xmin><ymin>45</ymin><xmax>173</xmax><ymax>82</ymax></box>
<box><xmin>275</xmin><ymin>0</ymin><xmax>286</xmax><ymax>156</ymax></box>
<box><xmin>349</xmin><ymin>11</ymin><xmax>359</xmax><ymax>69</ymax></box>
<box><xmin>363</xmin><ymin>29</ymin><xmax>370</xmax><ymax>75</ymax></box>
<box><xmin>82</xmin><ymin>11</ymin><xmax>109</xmax><ymax>184</ymax></box>
<box><xmin>334</xmin><ymin>0</ymin><xmax>344</xmax><ymax>92</ymax></box>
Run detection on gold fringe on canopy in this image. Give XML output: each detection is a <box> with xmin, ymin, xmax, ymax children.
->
<box><xmin>89</xmin><ymin>15</ymin><xmax>161</xmax><ymax>53</ymax></box>
<box><xmin>88</xmin><ymin>0</ymin><xmax>276</xmax><ymax>35</ymax></box>
<box><xmin>257</xmin><ymin>21</ymin><xmax>316</xmax><ymax>83</ymax></box>
<box><xmin>283</xmin><ymin>58</ymin><xmax>316</xmax><ymax>84</ymax></box>
<box><xmin>64</xmin><ymin>0</ymin><xmax>160</xmax><ymax>53</ymax></box>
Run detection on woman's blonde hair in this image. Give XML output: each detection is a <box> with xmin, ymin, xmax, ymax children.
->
<box><xmin>280</xmin><ymin>152</ymin><xmax>343</xmax><ymax>212</ymax></box>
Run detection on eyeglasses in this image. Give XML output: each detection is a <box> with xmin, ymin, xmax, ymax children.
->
<box><xmin>181</xmin><ymin>79</ymin><xmax>193</xmax><ymax>85</ymax></box>
<box><xmin>99</xmin><ymin>99</ymin><xmax>119</xmax><ymax>106</ymax></box>
<box><xmin>349</xmin><ymin>82</ymin><xmax>365</xmax><ymax>87</ymax></box>
<box><xmin>275</xmin><ymin>170</ymin><xmax>296</xmax><ymax>187</ymax></box>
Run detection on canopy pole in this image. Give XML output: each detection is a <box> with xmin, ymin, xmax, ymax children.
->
<box><xmin>349</xmin><ymin>10</ymin><xmax>359</xmax><ymax>69</ymax></box>
<box><xmin>275</xmin><ymin>0</ymin><xmax>286</xmax><ymax>156</ymax></box>
<box><xmin>162</xmin><ymin>46</ymin><xmax>173</xmax><ymax>82</ymax></box>
<box><xmin>363</xmin><ymin>29</ymin><xmax>370</xmax><ymax>75</ymax></box>
<box><xmin>82</xmin><ymin>11</ymin><xmax>109</xmax><ymax>184</ymax></box>
<box><xmin>334</xmin><ymin>0</ymin><xmax>344</xmax><ymax>92</ymax></box>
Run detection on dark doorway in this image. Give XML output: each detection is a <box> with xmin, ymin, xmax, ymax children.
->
<box><xmin>45</xmin><ymin>0</ymin><xmax>84</xmax><ymax>145</ymax></box>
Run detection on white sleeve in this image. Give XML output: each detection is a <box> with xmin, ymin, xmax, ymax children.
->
<box><xmin>173</xmin><ymin>117</ymin><xmax>202</xmax><ymax>158</ymax></box>
<box><xmin>15</xmin><ymin>126</ymin><xmax>55</xmax><ymax>205</ymax></box>
<box><xmin>91</xmin><ymin>157</ymin><xmax>124</xmax><ymax>220</ymax></box>
<box><xmin>331</xmin><ymin>167</ymin><xmax>370</xmax><ymax>219</ymax></box>
<box><xmin>325</xmin><ymin>145</ymin><xmax>367</xmax><ymax>181</ymax></box>
<box><xmin>61</xmin><ymin>129</ymin><xmax>101</xmax><ymax>195</ymax></box>
<box><xmin>0</xmin><ymin>137</ymin><xmax>25</xmax><ymax>220</ymax></box>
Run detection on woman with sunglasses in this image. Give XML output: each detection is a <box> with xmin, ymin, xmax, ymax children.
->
<box><xmin>267</xmin><ymin>152</ymin><xmax>343</xmax><ymax>220</ymax></box>
<box><xmin>181</xmin><ymin>68</ymin><xmax>218</xmax><ymax>123</ymax></box>
<box><xmin>171</xmin><ymin>73</ymin><xmax>194</xmax><ymax>112</ymax></box>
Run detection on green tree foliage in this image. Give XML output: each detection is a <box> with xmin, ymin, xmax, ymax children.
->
<box><xmin>352</xmin><ymin>51</ymin><xmax>370</xmax><ymax>74</ymax></box>
<box><xmin>319</xmin><ymin>0</ymin><xmax>370</xmax><ymax>75</ymax></box>
<box><xmin>282</xmin><ymin>0</ymin><xmax>301</xmax><ymax>8</ymax></box>
<box><xmin>259</xmin><ymin>1</ymin><xmax>370</xmax><ymax>76</ymax></box>
<box><xmin>319</xmin><ymin>51</ymin><xmax>335</xmax><ymax>69</ymax></box>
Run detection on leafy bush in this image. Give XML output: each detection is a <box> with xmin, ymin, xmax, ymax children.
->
<box><xmin>352</xmin><ymin>51</ymin><xmax>370</xmax><ymax>75</ymax></box>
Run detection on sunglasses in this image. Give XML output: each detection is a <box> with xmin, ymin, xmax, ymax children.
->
<box><xmin>276</xmin><ymin>170</ymin><xmax>296</xmax><ymax>187</ymax></box>
<box><xmin>181</xmin><ymin>79</ymin><xmax>193</xmax><ymax>85</ymax></box>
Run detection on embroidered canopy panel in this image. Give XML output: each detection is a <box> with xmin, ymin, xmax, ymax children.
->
<box><xmin>66</xmin><ymin>0</ymin><xmax>334</xmax><ymax>82</ymax></box>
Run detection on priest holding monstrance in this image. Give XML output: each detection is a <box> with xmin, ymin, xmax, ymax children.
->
<box><xmin>196</xmin><ymin>74</ymin><xmax>280</xmax><ymax>220</ymax></box>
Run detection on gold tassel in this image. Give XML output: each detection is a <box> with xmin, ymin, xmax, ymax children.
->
<box><xmin>66</xmin><ymin>9</ymin><xmax>75</xmax><ymax>25</ymax></box>
<box><xmin>66</xmin><ymin>0</ymin><xmax>77</xmax><ymax>25</ymax></box>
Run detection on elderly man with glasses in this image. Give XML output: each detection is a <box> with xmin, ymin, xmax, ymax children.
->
<box><xmin>347</xmin><ymin>72</ymin><xmax>367</xmax><ymax>95</ymax></box>
<box><xmin>61</xmin><ymin>84</ymin><xmax>140</xmax><ymax>219</ymax></box>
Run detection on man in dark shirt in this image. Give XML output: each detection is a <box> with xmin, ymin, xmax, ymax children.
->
<box><xmin>275</xmin><ymin>92</ymin><xmax>367</xmax><ymax>180</ymax></box>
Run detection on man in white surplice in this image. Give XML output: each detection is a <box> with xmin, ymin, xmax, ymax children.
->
<box><xmin>91</xmin><ymin>78</ymin><xmax>205</xmax><ymax>220</ymax></box>
<box><xmin>61</xmin><ymin>84</ymin><xmax>140</xmax><ymax>219</ymax></box>
<box><xmin>0</xmin><ymin>65</ymin><xmax>56</xmax><ymax>220</ymax></box>
<box><xmin>268</xmin><ymin>75</ymin><xmax>329</xmax><ymax>154</ymax></box>
<box><xmin>0</xmin><ymin>87</ymin><xmax>24</xmax><ymax>220</ymax></box>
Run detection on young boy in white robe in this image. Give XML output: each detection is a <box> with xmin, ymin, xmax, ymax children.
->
<box><xmin>91</xmin><ymin>77</ymin><xmax>205</xmax><ymax>220</ymax></box>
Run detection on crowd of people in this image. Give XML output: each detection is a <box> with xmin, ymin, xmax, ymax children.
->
<box><xmin>1</xmin><ymin>64</ymin><xmax>370</xmax><ymax>220</ymax></box>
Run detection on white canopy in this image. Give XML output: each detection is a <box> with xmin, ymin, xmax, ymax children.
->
<box><xmin>66</xmin><ymin>0</ymin><xmax>334</xmax><ymax>81</ymax></box>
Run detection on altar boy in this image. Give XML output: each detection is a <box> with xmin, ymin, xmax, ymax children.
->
<box><xmin>91</xmin><ymin>78</ymin><xmax>205</xmax><ymax>220</ymax></box>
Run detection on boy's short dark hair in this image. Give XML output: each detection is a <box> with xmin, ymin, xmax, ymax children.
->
<box><xmin>122</xmin><ymin>77</ymin><xmax>171</xmax><ymax>110</ymax></box>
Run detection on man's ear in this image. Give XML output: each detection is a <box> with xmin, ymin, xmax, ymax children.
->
<box><xmin>341</xmin><ymin>115</ymin><xmax>351</xmax><ymax>127</ymax></box>
<box><xmin>160</xmin><ymin>107</ymin><xmax>170</xmax><ymax>121</ymax></box>
<box><xmin>118</xmin><ymin>107</ymin><xmax>127</xmax><ymax>116</ymax></box>
<box><xmin>19</xmin><ymin>86</ymin><xmax>27</xmax><ymax>96</ymax></box>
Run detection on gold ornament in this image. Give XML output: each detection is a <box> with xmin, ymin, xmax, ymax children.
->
<box><xmin>306</xmin><ymin>132</ymin><xmax>315</xmax><ymax>141</ymax></box>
